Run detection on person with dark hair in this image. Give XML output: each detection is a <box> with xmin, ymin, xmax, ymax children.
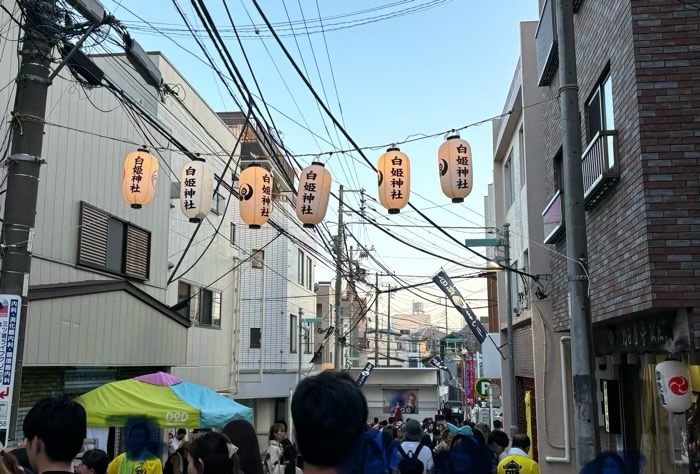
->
<box><xmin>1</xmin><ymin>451</ymin><xmax>25</xmax><ymax>474</ymax></box>
<box><xmin>187</xmin><ymin>432</ymin><xmax>241</xmax><ymax>474</ymax></box>
<box><xmin>23</xmin><ymin>397</ymin><xmax>87</xmax><ymax>474</ymax></box>
<box><xmin>107</xmin><ymin>424</ymin><xmax>162</xmax><ymax>474</ymax></box>
<box><xmin>272</xmin><ymin>446</ymin><xmax>301</xmax><ymax>474</ymax></box>
<box><xmin>77</xmin><ymin>450</ymin><xmax>110</xmax><ymax>474</ymax></box>
<box><xmin>292</xmin><ymin>371</ymin><xmax>367</xmax><ymax>472</ymax></box>
<box><xmin>7</xmin><ymin>449</ymin><xmax>32</xmax><ymax>474</ymax></box>
<box><xmin>222</xmin><ymin>420</ymin><xmax>263</xmax><ymax>474</ymax></box>
<box><xmin>487</xmin><ymin>430</ymin><xmax>509</xmax><ymax>472</ymax></box>
<box><xmin>388</xmin><ymin>419</ymin><xmax>434</xmax><ymax>473</ymax></box>
<box><xmin>266</xmin><ymin>424</ymin><xmax>286</xmax><ymax>473</ymax></box>
<box><xmin>497</xmin><ymin>434</ymin><xmax>538</xmax><ymax>474</ymax></box>
<box><xmin>599</xmin><ymin>453</ymin><xmax>624</xmax><ymax>474</ymax></box>
<box><xmin>492</xmin><ymin>420</ymin><xmax>503</xmax><ymax>431</ymax></box>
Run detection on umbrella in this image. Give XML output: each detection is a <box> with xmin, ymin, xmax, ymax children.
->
<box><xmin>76</xmin><ymin>372</ymin><xmax>253</xmax><ymax>428</ymax></box>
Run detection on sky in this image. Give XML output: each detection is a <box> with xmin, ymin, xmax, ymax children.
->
<box><xmin>102</xmin><ymin>0</ymin><xmax>540</xmax><ymax>332</ymax></box>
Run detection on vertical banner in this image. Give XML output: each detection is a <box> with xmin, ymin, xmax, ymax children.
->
<box><xmin>432</xmin><ymin>270</ymin><xmax>487</xmax><ymax>343</ymax></box>
<box><xmin>356</xmin><ymin>362</ymin><xmax>375</xmax><ymax>387</ymax></box>
<box><xmin>0</xmin><ymin>295</ymin><xmax>21</xmax><ymax>446</ymax></box>
<box><xmin>465</xmin><ymin>351</ymin><xmax>475</xmax><ymax>407</ymax></box>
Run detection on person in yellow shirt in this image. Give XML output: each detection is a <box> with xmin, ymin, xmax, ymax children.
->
<box><xmin>108</xmin><ymin>424</ymin><xmax>163</xmax><ymax>474</ymax></box>
<box><xmin>497</xmin><ymin>434</ymin><xmax>540</xmax><ymax>474</ymax></box>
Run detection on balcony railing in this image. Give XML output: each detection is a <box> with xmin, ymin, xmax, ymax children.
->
<box><xmin>582</xmin><ymin>130</ymin><xmax>620</xmax><ymax>210</ymax></box>
<box><xmin>542</xmin><ymin>190</ymin><xmax>565</xmax><ymax>244</ymax></box>
<box><xmin>535</xmin><ymin>0</ymin><xmax>558</xmax><ymax>86</ymax></box>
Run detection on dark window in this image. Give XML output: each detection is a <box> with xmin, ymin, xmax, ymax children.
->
<box><xmin>77</xmin><ymin>202</ymin><xmax>151</xmax><ymax>280</ymax></box>
<box><xmin>553</xmin><ymin>147</ymin><xmax>564</xmax><ymax>191</ymax></box>
<box><xmin>229</xmin><ymin>222</ymin><xmax>236</xmax><ymax>246</ymax></box>
<box><xmin>200</xmin><ymin>290</ymin><xmax>213</xmax><ymax>325</ymax></box>
<box><xmin>298</xmin><ymin>250</ymin><xmax>305</xmax><ymax>286</ymax></box>
<box><xmin>177</xmin><ymin>282</ymin><xmax>191</xmax><ymax>318</ymax></box>
<box><xmin>586</xmin><ymin>71</ymin><xmax>614</xmax><ymax>143</ymax></box>
<box><xmin>304</xmin><ymin>324</ymin><xmax>312</xmax><ymax>354</ymax></box>
<box><xmin>504</xmin><ymin>152</ymin><xmax>515</xmax><ymax>210</ymax></box>
<box><xmin>250</xmin><ymin>328</ymin><xmax>261</xmax><ymax>349</ymax></box>
<box><xmin>290</xmin><ymin>314</ymin><xmax>298</xmax><ymax>353</ymax></box>
<box><xmin>306</xmin><ymin>256</ymin><xmax>313</xmax><ymax>290</ymax></box>
<box><xmin>518</xmin><ymin>125</ymin><xmax>526</xmax><ymax>188</ymax></box>
<box><xmin>184</xmin><ymin>284</ymin><xmax>221</xmax><ymax>328</ymax></box>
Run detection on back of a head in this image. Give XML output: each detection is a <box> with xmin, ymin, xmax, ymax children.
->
<box><xmin>487</xmin><ymin>430</ymin><xmax>509</xmax><ymax>449</ymax></box>
<box><xmin>177</xmin><ymin>429</ymin><xmax>187</xmax><ymax>436</ymax></box>
<box><xmin>474</xmin><ymin>423</ymin><xmax>489</xmax><ymax>440</ymax></box>
<box><xmin>492</xmin><ymin>420</ymin><xmax>502</xmax><ymax>430</ymax></box>
<box><xmin>23</xmin><ymin>397</ymin><xmax>87</xmax><ymax>462</ymax></box>
<box><xmin>222</xmin><ymin>420</ymin><xmax>263</xmax><ymax>474</ymax></box>
<box><xmin>190</xmin><ymin>432</ymin><xmax>234</xmax><ymax>474</ymax></box>
<box><xmin>81</xmin><ymin>450</ymin><xmax>110</xmax><ymax>474</ymax></box>
<box><xmin>512</xmin><ymin>434</ymin><xmax>531</xmax><ymax>452</ymax></box>
<box><xmin>0</xmin><ymin>451</ymin><xmax>23</xmax><ymax>474</ymax></box>
<box><xmin>292</xmin><ymin>371</ymin><xmax>367</xmax><ymax>468</ymax></box>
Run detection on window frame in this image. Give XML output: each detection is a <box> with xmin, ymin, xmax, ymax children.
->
<box><xmin>518</xmin><ymin>125</ymin><xmax>526</xmax><ymax>188</ymax></box>
<box><xmin>586</xmin><ymin>70</ymin><xmax>614</xmax><ymax>143</ymax></box>
<box><xmin>250</xmin><ymin>328</ymin><xmax>261</xmax><ymax>349</ymax></box>
<box><xmin>306</xmin><ymin>256</ymin><xmax>313</xmax><ymax>291</ymax></box>
<box><xmin>304</xmin><ymin>324</ymin><xmax>312</xmax><ymax>354</ymax></box>
<box><xmin>298</xmin><ymin>249</ymin><xmax>305</xmax><ymax>286</ymax></box>
<box><xmin>504</xmin><ymin>152</ymin><xmax>515</xmax><ymax>210</ymax></box>
<box><xmin>229</xmin><ymin>222</ymin><xmax>236</xmax><ymax>246</ymax></box>
<box><xmin>290</xmin><ymin>314</ymin><xmax>298</xmax><ymax>353</ymax></box>
<box><xmin>177</xmin><ymin>281</ymin><xmax>221</xmax><ymax>329</ymax></box>
<box><xmin>252</xmin><ymin>249</ymin><xmax>264</xmax><ymax>269</ymax></box>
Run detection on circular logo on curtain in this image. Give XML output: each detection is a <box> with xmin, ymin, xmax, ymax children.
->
<box><xmin>669</xmin><ymin>375</ymin><xmax>689</xmax><ymax>395</ymax></box>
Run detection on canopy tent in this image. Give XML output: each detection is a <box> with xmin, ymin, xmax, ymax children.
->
<box><xmin>76</xmin><ymin>372</ymin><xmax>252</xmax><ymax>428</ymax></box>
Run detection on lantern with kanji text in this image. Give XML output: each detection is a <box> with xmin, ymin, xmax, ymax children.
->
<box><xmin>296</xmin><ymin>162</ymin><xmax>332</xmax><ymax>228</ymax></box>
<box><xmin>438</xmin><ymin>134</ymin><xmax>473</xmax><ymax>203</ymax></box>
<box><xmin>122</xmin><ymin>148</ymin><xmax>158</xmax><ymax>209</ymax></box>
<box><xmin>180</xmin><ymin>158</ymin><xmax>214</xmax><ymax>223</ymax></box>
<box><xmin>656</xmin><ymin>360</ymin><xmax>692</xmax><ymax>413</ymax></box>
<box><xmin>377</xmin><ymin>147</ymin><xmax>410</xmax><ymax>214</ymax></box>
<box><xmin>239</xmin><ymin>164</ymin><xmax>273</xmax><ymax>229</ymax></box>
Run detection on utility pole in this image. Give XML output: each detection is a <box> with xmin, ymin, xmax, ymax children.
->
<box><xmin>386</xmin><ymin>285</ymin><xmax>391</xmax><ymax>367</ymax></box>
<box><xmin>556</xmin><ymin>0</ymin><xmax>599</xmax><ymax>467</ymax></box>
<box><xmin>1</xmin><ymin>3</ymin><xmax>56</xmax><ymax>442</ymax></box>
<box><xmin>374</xmin><ymin>273</ymin><xmax>379</xmax><ymax>366</ymax></box>
<box><xmin>503</xmin><ymin>224</ymin><xmax>517</xmax><ymax>437</ymax></box>
<box><xmin>349</xmin><ymin>245</ymin><xmax>354</xmax><ymax>367</ymax></box>
<box><xmin>334</xmin><ymin>185</ymin><xmax>344</xmax><ymax>370</ymax></box>
<box><xmin>297</xmin><ymin>308</ymin><xmax>303</xmax><ymax>384</ymax></box>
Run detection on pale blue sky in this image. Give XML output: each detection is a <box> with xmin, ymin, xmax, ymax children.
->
<box><xmin>104</xmin><ymin>0</ymin><xmax>540</xmax><ymax>329</ymax></box>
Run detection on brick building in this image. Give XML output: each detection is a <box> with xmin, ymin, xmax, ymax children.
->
<box><xmin>534</xmin><ymin>0</ymin><xmax>700</xmax><ymax>471</ymax></box>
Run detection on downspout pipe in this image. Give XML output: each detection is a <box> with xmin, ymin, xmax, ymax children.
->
<box><xmin>546</xmin><ymin>336</ymin><xmax>571</xmax><ymax>464</ymax></box>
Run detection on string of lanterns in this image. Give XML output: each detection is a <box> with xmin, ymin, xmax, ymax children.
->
<box><xmin>120</xmin><ymin>132</ymin><xmax>474</xmax><ymax>227</ymax></box>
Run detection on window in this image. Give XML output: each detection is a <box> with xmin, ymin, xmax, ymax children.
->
<box><xmin>586</xmin><ymin>71</ymin><xmax>614</xmax><ymax>143</ymax></box>
<box><xmin>250</xmin><ymin>328</ymin><xmax>261</xmax><ymax>348</ymax></box>
<box><xmin>290</xmin><ymin>314</ymin><xmax>298</xmax><ymax>353</ymax></box>
<box><xmin>553</xmin><ymin>147</ymin><xmax>564</xmax><ymax>191</ymax></box>
<box><xmin>229</xmin><ymin>222</ymin><xmax>236</xmax><ymax>246</ymax></box>
<box><xmin>177</xmin><ymin>282</ymin><xmax>191</xmax><ymax>318</ymax></box>
<box><xmin>77</xmin><ymin>202</ymin><xmax>151</xmax><ymax>280</ymax></box>
<box><xmin>298</xmin><ymin>249</ymin><xmax>305</xmax><ymax>286</ymax></box>
<box><xmin>509</xmin><ymin>260</ymin><xmax>519</xmax><ymax>316</ymax></box>
<box><xmin>518</xmin><ymin>125</ymin><xmax>526</xmax><ymax>188</ymax></box>
<box><xmin>304</xmin><ymin>325</ymin><xmax>312</xmax><ymax>354</ymax></box>
<box><xmin>306</xmin><ymin>256</ymin><xmax>313</xmax><ymax>290</ymax></box>
<box><xmin>211</xmin><ymin>191</ymin><xmax>224</xmax><ymax>215</ymax></box>
<box><xmin>504</xmin><ymin>152</ymin><xmax>515</xmax><ymax>210</ymax></box>
<box><xmin>181</xmin><ymin>282</ymin><xmax>222</xmax><ymax>328</ymax></box>
<box><xmin>252</xmin><ymin>249</ymin><xmax>264</xmax><ymax>269</ymax></box>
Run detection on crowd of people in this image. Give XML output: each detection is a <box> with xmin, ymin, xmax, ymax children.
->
<box><xmin>9</xmin><ymin>372</ymin><xmax>627</xmax><ymax>474</ymax></box>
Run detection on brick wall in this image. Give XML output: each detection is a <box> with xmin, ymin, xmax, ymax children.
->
<box><xmin>541</xmin><ymin>0</ymin><xmax>700</xmax><ymax>331</ymax></box>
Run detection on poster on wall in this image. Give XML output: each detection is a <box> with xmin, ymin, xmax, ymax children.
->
<box><xmin>0</xmin><ymin>295</ymin><xmax>21</xmax><ymax>447</ymax></box>
<box><xmin>383</xmin><ymin>389</ymin><xmax>419</xmax><ymax>414</ymax></box>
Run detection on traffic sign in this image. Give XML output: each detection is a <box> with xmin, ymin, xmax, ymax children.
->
<box><xmin>474</xmin><ymin>378</ymin><xmax>492</xmax><ymax>398</ymax></box>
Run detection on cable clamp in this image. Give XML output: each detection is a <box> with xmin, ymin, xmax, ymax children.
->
<box><xmin>559</xmin><ymin>83</ymin><xmax>579</xmax><ymax>93</ymax></box>
<box><xmin>19</xmin><ymin>73</ymin><xmax>51</xmax><ymax>86</ymax></box>
<box><xmin>568</xmin><ymin>275</ymin><xmax>588</xmax><ymax>281</ymax></box>
<box><xmin>9</xmin><ymin>153</ymin><xmax>45</xmax><ymax>164</ymax></box>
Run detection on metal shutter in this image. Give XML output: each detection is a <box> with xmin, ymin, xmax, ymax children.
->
<box><xmin>78</xmin><ymin>203</ymin><xmax>108</xmax><ymax>268</ymax></box>
<box><xmin>125</xmin><ymin>225</ymin><xmax>150</xmax><ymax>279</ymax></box>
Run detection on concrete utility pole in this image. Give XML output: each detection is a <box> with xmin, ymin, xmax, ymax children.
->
<box><xmin>556</xmin><ymin>0</ymin><xmax>599</xmax><ymax>468</ymax></box>
<box><xmin>1</xmin><ymin>3</ymin><xmax>56</xmax><ymax>442</ymax></box>
<box><xmin>386</xmin><ymin>285</ymin><xmax>391</xmax><ymax>366</ymax></box>
<box><xmin>503</xmin><ymin>224</ymin><xmax>517</xmax><ymax>437</ymax></box>
<box><xmin>334</xmin><ymin>185</ymin><xmax>344</xmax><ymax>370</ymax></box>
<box><xmin>374</xmin><ymin>273</ymin><xmax>379</xmax><ymax>366</ymax></box>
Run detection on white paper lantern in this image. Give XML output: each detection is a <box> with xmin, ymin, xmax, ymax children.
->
<box><xmin>438</xmin><ymin>134</ymin><xmax>473</xmax><ymax>203</ymax></box>
<box><xmin>122</xmin><ymin>148</ymin><xmax>158</xmax><ymax>209</ymax></box>
<box><xmin>296</xmin><ymin>162</ymin><xmax>332</xmax><ymax>228</ymax></box>
<box><xmin>239</xmin><ymin>164</ymin><xmax>272</xmax><ymax>229</ymax></box>
<box><xmin>180</xmin><ymin>158</ymin><xmax>214</xmax><ymax>223</ymax></box>
<box><xmin>656</xmin><ymin>360</ymin><xmax>692</xmax><ymax>413</ymax></box>
<box><xmin>377</xmin><ymin>147</ymin><xmax>410</xmax><ymax>214</ymax></box>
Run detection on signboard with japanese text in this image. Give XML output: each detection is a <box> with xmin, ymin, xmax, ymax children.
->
<box><xmin>0</xmin><ymin>295</ymin><xmax>21</xmax><ymax>443</ymax></box>
<box><xmin>377</xmin><ymin>148</ymin><xmax>410</xmax><ymax>213</ymax></box>
<box><xmin>464</xmin><ymin>352</ymin><xmax>475</xmax><ymax>406</ymax></box>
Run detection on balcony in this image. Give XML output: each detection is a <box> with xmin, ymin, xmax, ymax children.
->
<box><xmin>535</xmin><ymin>0</ymin><xmax>558</xmax><ymax>86</ymax></box>
<box><xmin>543</xmin><ymin>190</ymin><xmax>565</xmax><ymax>244</ymax></box>
<box><xmin>582</xmin><ymin>130</ymin><xmax>620</xmax><ymax>210</ymax></box>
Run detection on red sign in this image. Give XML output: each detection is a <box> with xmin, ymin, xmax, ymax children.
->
<box><xmin>465</xmin><ymin>352</ymin><xmax>475</xmax><ymax>406</ymax></box>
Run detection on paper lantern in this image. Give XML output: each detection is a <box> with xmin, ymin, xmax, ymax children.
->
<box><xmin>180</xmin><ymin>158</ymin><xmax>214</xmax><ymax>223</ymax></box>
<box><xmin>438</xmin><ymin>135</ymin><xmax>473</xmax><ymax>203</ymax></box>
<box><xmin>656</xmin><ymin>360</ymin><xmax>692</xmax><ymax>413</ymax></box>
<box><xmin>377</xmin><ymin>147</ymin><xmax>410</xmax><ymax>214</ymax></box>
<box><xmin>122</xmin><ymin>148</ymin><xmax>158</xmax><ymax>209</ymax></box>
<box><xmin>296</xmin><ymin>162</ymin><xmax>332</xmax><ymax>228</ymax></box>
<box><xmin>239</xmin><ymin>164</ymin><xmax>272</xmax><ymax>229</ymax></box>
